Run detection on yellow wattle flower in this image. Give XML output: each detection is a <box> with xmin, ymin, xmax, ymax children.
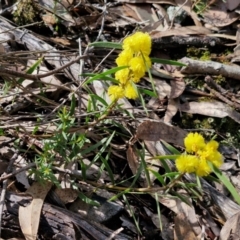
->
<box><xmin>176</xmin><ymin>132</ymin><xmax>223</xmax><ymax>177</ymax></box>
<box><xmin>129</xmin><ymin>56</ymin><xmax>146</xmax><ymax>81</ymax></box>
<box><xmin>205</xmin><ymin>140</ymin><xmax>219</xmax><ymax>151</ymax></box>
<box><xmin>115</xmin><ymin>68</ymin><xmax>130</xmax><ymax>85</ymax></box>
<box><xmin>124</xmin><ymin>81</ymin><xmax>138</xmax><ymax>99</ymax></box>
<box><xmin>123</xmin><ymin>32</ymin><xmax>152</xmax><ymax>56</ymax></box>
<box><xmin>184</xmin><ymin>132</ymin><xmax>206</xmax><ymax>153</ymax></box>
<box><xmin>195</xmin><ymin>158</ymin><xmax>211</xmax><ymax>177</ymax></box>
<box><xmin>107</xmin><ymin>85</ymin><xmax>124</xmax><ymax>101</ymax></box>
<box><xmin>116</xmin><ymin>50</ymin><xmax>133</xmax><ymax>66</ymax></box>
<box><xmin>108</xmin><ymin>31</ymin><xmax>152</xmax><ymax>101</ymax></box>
<box><xmin>175</xmin><ymin>154</ymin><xmax>199</xmax><ymax>174</ymax></box>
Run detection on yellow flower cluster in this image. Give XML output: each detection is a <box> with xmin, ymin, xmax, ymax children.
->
<box><xmin>176</xmin><ymin>133</ymin><xmax>223</xmax><ymax>177</ymax></box>
<box><xmin>108</xmin><ymin>32</ymin><xmax>152</xmax><ymax>101</ymax></box>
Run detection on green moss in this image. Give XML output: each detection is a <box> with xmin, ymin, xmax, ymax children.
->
<box><xmin>199</xmin><ymin>50</ymin><xmax>211</xmax><ymax>61</ymax></box>
<box><xmin>186</xmin><ymin>47</ymin><xmax>211</xmax><ymax>61</ymax></box>
<box><xmin>214</xmin><ymin>75</ymin><xmax>226</xmax><ymax>85</ymax></box>
<box><xmin>13</xmin><ymin>0</ymin><xmax>40</xmax><ymax>25</ymax></box>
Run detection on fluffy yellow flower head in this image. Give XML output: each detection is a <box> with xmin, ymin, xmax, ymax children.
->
<box><xmin>108</xmin><ymin>31</ymin><xmax>152</xmax><ymax>101</ymax></box>
<box><xmin>184</xmin><ymin>132</ymin><xmax>206</xmax><ymax>153</ymax></box>
<box><xmin>195</xmin><ymin>158</ymin><xmax>211</xmax><ymax>177</ymax></box>
<box><xmin>115</xmin><ymin>68</ymin><xmax>130</xmax><ymax>85</ymax></box>
<box><xmin>124</xmin><ymin>81</ymin><xmax>138</xmax><ymax>99</ymax></box>
<box><xmin>129</xmin><ymin>56</ymin><xmax>147</xmax><ymax>82</ymax></box>
<box><xmin>198</xmin><ymin>140</ymin><xmax>223</xmax><ymax>168</ymax></box>
<box><xmin>123</xmin><ymin>32</ymin><xmax>152</xmax><ymax>56</ymax></box>
<box><xmin>116</xmin><ymin>50</ymin><xmax>133</xmax><ymax>66</ymax></box>
<box><xmin>176</xmin><ymin>133</ymin><xmax>223</xmax><ymax>177</ymax></box>
<box><xmin>108</xmin><ymin>85</ymin><xmax>124</xmax><ymax>101</ymax></box>
<box><xmin>176</xmin><ymin>154</ymin><xmax>199</xmax><ymax>174</ymax></box>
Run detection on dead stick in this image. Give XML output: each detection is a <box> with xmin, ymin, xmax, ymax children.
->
<box><xmin>0</xmin><ymin>55</ymin><xmax>87</xmax><ymax>80</ymax></box>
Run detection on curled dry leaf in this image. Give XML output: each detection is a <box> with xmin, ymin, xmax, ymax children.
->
<box><xmin>203</xmin><ymin>0</ymin><xmax>239</xmax><ymax>27</ymax></box>
<box><xmin>136</xmin><ymin>120</ymin><xmax>187</xmax><ymax>146</ymax></box>
<box><xmin>123</xmin><ymin>3</ymin><xmax>157</xmax><ymax>23</ymax></box>
<box><xmin>169</xmin><ymin>79</ymin><xmax>186</xmax><ymax>98</ymax></box>
<box><xmin>157</xmin><ymin>190</ymin><xmax>201</xmax><ymax>237</ymax></box>
<box><xmin>219</xmin><ymin>211</ymin><xmax>240</xmax><ymax>240</ymax></box>
<box><xmin>19</xmin><ymin>182</ymin><xmax>52</xmax><ymax>240</ymax></box>
<box><xmin>54</xmin><ymin>188</ymin><xmax>79</xmax><ymax>204</ymax></box>
<box><xmin>174</xmin><ymin>213</ymin><xmax>198</xmax><ymax>240</ymax></box>
<box><xmin>126</xmin><ymin>145</ymin><xmax>139</xmax><ymax>175</ymax></box>
<box><xmin>179</xmin><ymin>101</ymin><xmax>240</xmax><ymax>124</ymax></box>
<box><xmin>163</xmin><ymin>98</ymin><xmax>179</xmax><ymax>123</ymax></box>
<box><xmin>150</xmin><ymin>26</ymin><xmax>211</xmax><ymax>39</ymax></box>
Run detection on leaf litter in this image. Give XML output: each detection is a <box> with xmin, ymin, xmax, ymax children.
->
<box><xmin>1</xmin><ymin>0</ymin><xmax>240</xmax><ymax>239</ymax></box>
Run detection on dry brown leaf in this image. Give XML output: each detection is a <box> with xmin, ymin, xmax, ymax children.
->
<box><xmin>164</xmin><ymin>98</ymin><xmax>179</xmax><ymax>123</ymax></box>
<box><xmin>207</xmin><ymin>33</ymin><xmax>236</xmax><ymax>41</ymax></box>
<box><xmin>54</xmin><ymin>188</ymin><xmax>79</xmax><ymax>204</ymax></box>
<box><xmin>150</xmin><ymin>26</ymin><xmax>211</xmax><ymax>39</ymax></box>
<box><xmin>157</xmin><ymin>191</ymin><xmax>201</xmax><ymax>237</ymax></box>
<box><xmin>203</xmin><ymin>0</ymin><xmax>239</xmax><ymax>27</ymax></box>
<box><xmin>124</xmin><ymin>3</ymin><xmax>158</xmax><ymax>23</ymax></box>
<box><xmin>170</xmin><ymin>79</ymin><xmax>186</xmax><ymax>98</ymax></box>
<box><xmin>136</xmin><ymin>120</ymin><xmax>187</xmax><ymax>146</ymax></box>
<box><xmin>39</xmin><ymin>0</ymin><xmax>75</xmax><ymax>23</ymax></box>
<box><xmin>219</xmin><ymin>211</ymin><xmax>240</xmax><ymax>240</ymax></box>
<box><xmin>153</xmin><ymin>79</ymin><xmax>172</xmax><ymax>99</ymax></box>
<box><xmin>42</xmin><ymin>13</ymin><xmax>57</xmax><ymax>25</ymax></box>
<box><xmin>174</xmin><ymin>213</ymin><xmax>198</xmax><ymax>240</ymax></box>
<box><xmin>19</xmin><ymin>182</ymin><xmax>52</xmax><ymax>240</ymax></box>
<box><xmin>126</xmin><ymin>145</ymin><xmax>139</xmax><ymax>175</ymax></box>
<box><xmin>50</xmin><ymin>37</ymin><xmax>71</xmax><ymax>46</ymax></box>
<box><xmin>122</xmin><ymin>4</ymin><xmax>143</xmax><ymax>21</ymax></box>
<box><xmin>179</xmin><ymin>101</ymin><xmax>240</xmax><ymax>124</ymax></box>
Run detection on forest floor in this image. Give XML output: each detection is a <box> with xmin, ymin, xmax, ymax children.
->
<box><xmin>1</xmin><ymin>0</ymin><xmax>240</xmax><ymax>239</ymax></box>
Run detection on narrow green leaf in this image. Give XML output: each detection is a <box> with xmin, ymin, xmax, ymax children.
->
<box><xmin>81</xmin><ymin>73</ymin><xmax>118</xmax><ymax>83</ymax></box>
<box><xmin>123</xmin><ymin>194</ymin><xmax>142</xmax><ymax>235</ymax></box>
<box><xmin>138</xmin><ymin>145</ymin><xmax>151</xmax><ymax>187</ymax></box>
<box><xmin>151</xmin><ymin>58</ymin><xmax>186</xmax><ymax>66</ymax></box>
<box><xmin>160</xmin><ymin>159</ymin><xmax>171</xmax><ymax>173</ymax></box>
<box><xmin>99</xmin><ymin>153</ymin><xmax>115</xmax><ymax>184</ymax></box>
<box><xmin>90</xmin><ymin>94</ymin><xmax>108</xmax><ymax>107</ymax></box>
<box><xmin>210</xmin><ymin>162</ymin><xmax>240</xmax><ymax>205</ymax></box>
<box><xmin>148</xmin><ymin>169</ymin><xmax>165</xmax><ymax>185</ymax></box>
<box><xmin>78</xmin><ymin>192</ymin><xmax>100</xmax><ymax>207</ymax></box>
<box><xmin>69</xmin><ymin>94</ymin><xmax>76</xmax><ymax>116</ymax></box>
<box><xmin>92</xmin><ymin>131</ymin><xmax>115</xmax><ymax>163</ymax></box>
<box><xmin>172</xmin><ymin>190</ymin><xmax>192</xmax><ymax>206</ymax></box>
<box><xmin>88</xmin><ymin>41</ymin><xmax>122</xmax><ymax>49</ymax></box>
<box><xmin>161</xmin><ymin>140</ymin><xmax>182</xmax><ymax>155</ymax></box>
<box><xmin>109</xmin><ymin>161</ymin><xmax>144</xmax><ymax>201</ymax></box>
<box><xmin>17</xmin><ymin>57</ymin><xmax>44</xmax><ymax>84</ymax></box>
<box><xmin>152</xmin><ymin>155</ymin><xmax>180</xmax><ymax>160</ymax></box>
<box><xmin>139</xmin><ymin>88</ymin><xmax>157</xmax><ymax>97</ymax></box>
<box><xmin>83</xmin><ymin>66</ymin><xmax>128</xmax><ymax>85</ymax></box>
<box><xmin>79</xmin><ymin>159</ymin><xmax>87</xmax><ymax>180</ymax></box>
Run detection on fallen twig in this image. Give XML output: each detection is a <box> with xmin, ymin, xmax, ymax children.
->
<box><xmin>181</xmin><ymin>57</ymin><xmax>240</xmax><ymax>80</ymax></box>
